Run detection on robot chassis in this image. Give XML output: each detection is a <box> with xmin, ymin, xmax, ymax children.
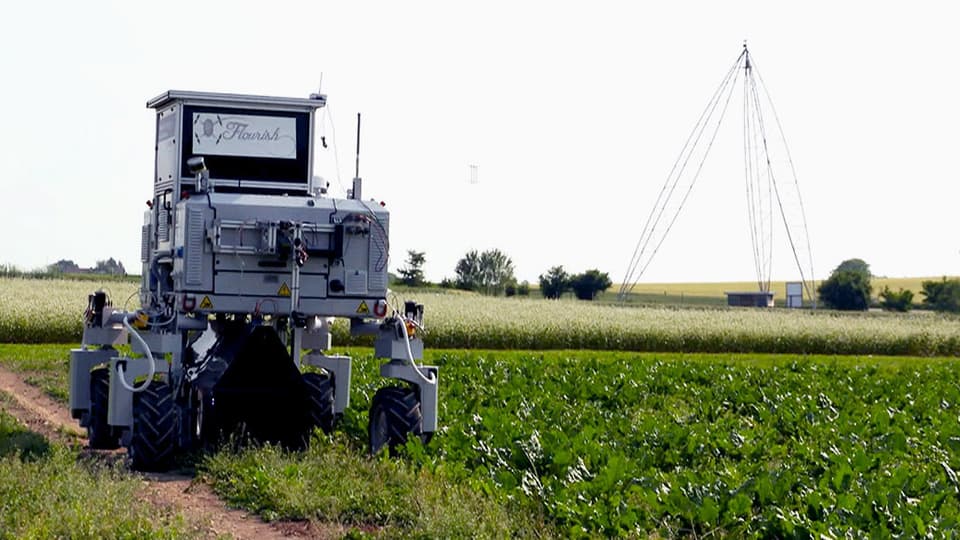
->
<box><xmin>67</xmin><ymin>90</ymin><xmax>438</xmax><ymax>471</ymax></box>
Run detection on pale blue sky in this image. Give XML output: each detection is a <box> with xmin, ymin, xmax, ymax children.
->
<box><xmin>1</xmin><ymin>1</ymin><xmax>957</xmax><ymax>283</ymax></box>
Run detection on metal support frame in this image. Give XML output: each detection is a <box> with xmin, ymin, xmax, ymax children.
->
<box><xmin>290</xmin><ymin>223</ymin><xmax>303</xmax><ymax>367</ymax></box>
<box><xmin>372</xmin><ymin>322</ymin><xmax>437</xmax><ymax>432</ymax></box>
<box><xmin>69</xmin><ymin>347</ymin><xmax>116</xmax><ymax>420</ymax></box>
<box><xmin>140</xmin><ymin>332</ymin><xmax>182</xmax><ymax>354</ymax></box>
<box><xmin>107</xmin><ymin>356</ymin><xmax>168</xmax><ymax>430</ymax></box>
<box><xmin>302</xmin><ymin>352</ymin><xmax>352</xmax><ymax>414</ymax></box>
<box><xmin>81</xmin><ymin>326</ymin><xmax>126</xmax><ymax>347</ymax></box>
<box><xmin>380</xmin><ymin>360</ymin><xmax>439</xmax><ymax>433</ymax></box>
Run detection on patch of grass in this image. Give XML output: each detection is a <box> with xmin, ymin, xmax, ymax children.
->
<box><xmin>0</xmin><ymin>395</ymin><xmax>51</xmax><ymax>461</ymax></box>
<box><xmin>0</xmin><ymin>344</ymin><xmax>74</xmax><ymax>402</ymax></box>
<box><xmin>0</xmin><ymin>406</ymin><xmax>189</xmax><ymax>539</ymax></box>
<box><xmin>201</xmin><ymin>434</ymin><xmax>555</xmax><ymax>538</ymax></box>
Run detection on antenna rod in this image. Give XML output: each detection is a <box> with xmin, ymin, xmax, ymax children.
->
<box><xmin>355</xmin><ymin>113</ymin><xmax>361</xmax><ymax>179</ymax></box>
<box><xmin>351</xmin><ymin>113</ymin><xmax>362</xmax><ymax>199</ymax></box>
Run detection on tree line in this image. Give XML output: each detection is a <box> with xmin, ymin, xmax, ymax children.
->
<box><xmin>1</xmin><ymin>258</ymin><xmax>127</xmax><ymax>277</ymax></box>
<box><xmin>397</xmin><ymin>249</ymin><xmax>612</xmax><ymax>300</ymax></box>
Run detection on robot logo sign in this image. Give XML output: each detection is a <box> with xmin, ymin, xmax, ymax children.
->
<box><xmin>192</xmin><ymin>113</ymin><xmax>297</xmax><ymax>159</ymax></box>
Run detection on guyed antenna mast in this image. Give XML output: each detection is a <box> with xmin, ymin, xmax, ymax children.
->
<box><xmin>618</xmin><ymin>42</ymin><xmax>817</xmax><ymax>306</ymax></box>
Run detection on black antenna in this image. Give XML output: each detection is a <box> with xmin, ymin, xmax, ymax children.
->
<box><xmin>354</xmin><ymin>113</ymin><xmax>361</xmax><ymax>179</ymax></box>
<box><xmin>351</xmin><ymin>113</ymin><xmax>363</xmax><ymax>199</ymax></box>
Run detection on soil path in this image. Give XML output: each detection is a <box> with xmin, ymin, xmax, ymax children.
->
<box><xmin>0</xmin><ymin>365</ymin><xmax>340</xmax><ymax>539</ymax></box>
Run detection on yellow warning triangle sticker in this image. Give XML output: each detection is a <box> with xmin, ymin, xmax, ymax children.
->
<box><xmin>199</xmin><ymin>296</ymin><xmax>213</xmax><ymax>309</ymax></box>
<box><xmin>277</xmin><ymin>282</ymin><xmax>291</xmax><ymax>297</ymax></box>
<box><xmin>356</xmin><ymin>300</ymin><xmax>370</xmax><ymax>314</ymax></box>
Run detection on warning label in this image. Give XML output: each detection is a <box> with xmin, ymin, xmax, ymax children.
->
<box><xmin>199</xmin><ymin>296</ymin><xmax>213</xmax><ymax>309</ymax></box>
<box><xmin>356</xmin><ymin>301</ymin><xmax>370</xmax><ymax>314</ymax></box>
<box><xmin>278</xmin><ymin>282</ymin><xmax>291</xmax><ymax>297</ymax></box>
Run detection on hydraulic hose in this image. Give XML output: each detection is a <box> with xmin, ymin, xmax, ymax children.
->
<box><xmin>116</xmin><ymin>315</ymin><xmax>156</xmax><ymax>393</ymax></box>
<box><xmin>399</xmin><ymin>317</ymin><xmax>436</xmax><ymax>385</ymax></box>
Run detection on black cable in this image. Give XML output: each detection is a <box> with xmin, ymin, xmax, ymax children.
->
<box><xmin>205</xmin><ymin>190</ymin><xmax>218</xmax><ymax>221</ymax></box>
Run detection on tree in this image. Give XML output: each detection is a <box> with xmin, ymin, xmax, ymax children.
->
<box><xmin>455</xmin><ymin>250</ymin><xmax>482</xmax><ymax>291</ymax></box>
<box><xmin>570</xmin><ymin>269</ymin><xmax>613</xmax><ymax>300</ymax></box>
<box><xmin>47</xmin><ymin>259</ymin><xmax>80</xmax><ymax>274</ymax></box>
<box><xmin>920</xmin><ymin>277</ymin><xmax>960</xmax><ymax>313</ymax></box>
<box><xmin>455</xmin><ymin>249</ymin><xmax>516</xmax><ymax>296</ymax></box>
<box><xmin>94</xmin><ymin>258</ymin><xmax>126</xmax><ymax>275</ymax></box>
<box><xmin>479</xmin><ymin>249</ymin><xmax>515</xmax><ymax>296</ymax></box>
<box><xmin>879</xmin><ymin>286</ymin><xmax>913</xmax><ymax>312</ymax></box>
<box><xmin>398</xmin><ymin>250</ymin><xmax>427</xmax><ymax>287</ymax></box>
<box><xmin>517</xmin><ymin>281</ymin><xmax>531</xmax><ymax>296</ymax></box>
<box><xmin>538</xmin><ymin>266</ymin><xmax>570</xmax><ymax>299</ymax></box>
<box><xmin>835</xmin><ymin>258</ymin><xmax>870</xmax><ymax>276</ymax></box>
<box><xmin>817</xmin><ymin>259</ymin><xmax>872</xmax><ymax>311</ymax></box>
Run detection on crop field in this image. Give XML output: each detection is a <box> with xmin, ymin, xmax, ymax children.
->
<box><xmin>4</xmin><ymin>277</ymin><xmax>960</xmax><ymax>536</ymax></box>
<box><xmin>4</xmin><ymin>277</ymin><xmax>960</xmax><ymax>356</ymax></box>
<box><xmin>228</xmin><ymin>350</ymin><xmax>960</xmax><ymax>537</ymax></box>
<box><xmin>3</xmin><ymin>344</ymin><xmax>960</xmax><ymax>537</ymax></box>
<box><xmin>0</xmin><ymin>277</ymin><xmax>140</xmax><ymax>343</ymax></box>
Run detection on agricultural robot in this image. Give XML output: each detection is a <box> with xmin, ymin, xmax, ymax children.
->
<box><xmin>68</xmin><ymin>90</ymin><xmax>437</xmax><ymax>471</ymax></box>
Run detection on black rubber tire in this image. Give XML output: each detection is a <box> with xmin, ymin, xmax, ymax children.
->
<box><xmin>87</xmin><ymin>368</ymin><xmax>120</xmax><ymax>449</ymax></box>
<box><xmin>304</xmin><ymin>371</ymin><xmax>336</xmax><ymax>435</ymax></box>
<box><xmin>368</xmin><ymin>386</ymin><xmax>430</xmax><ymax>455</ymax></box>
<box><xmin>129</xmin><ymin>380</ymin><xmax>177</xmax><ymax>472</ymax></box>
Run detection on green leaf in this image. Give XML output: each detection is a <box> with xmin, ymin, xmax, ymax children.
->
<box><xmin>699</xmin><ymin>497</ymin><xmax>720</xmax><ymax>526</ymax></box>
<box><xmin>726</xmin><ymin>492</ymin><xmax>752</xmax><ymax>520</ymax></box>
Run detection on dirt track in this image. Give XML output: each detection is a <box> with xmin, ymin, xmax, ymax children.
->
<box><xmin>0</xmin><ymin>365</ymin><xmax>339</xmax><ymax>539</ymax></box>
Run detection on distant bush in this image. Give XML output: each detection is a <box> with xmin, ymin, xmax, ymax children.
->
<box><xmin>879</xmin><ymin>286</ymin><xmax>913</xmax><ymax>312</ymax></box>
<box><xmin>517</xmin><ymin>280</ymin><xmax>531</xmax><ymax>296</ymax></box>
<box><xmin>439</xmin><ymin>278</ymin><xmax>456</xmax><ymax>289</ymax></box>
<box><xmin>818</xmin><ymin>259</ymin><xmax>872</xmax><ymax>311</ymax></box>
<box><xmin>921</xmin><ymin>277</ymin><xmax>960</xmax><ymax>313</ymax></box>
<box><xmin>398</xmin><ymin>250</ymin><xmax>427</xmax><ymax>287</ymax></box>
<box><xmin>570</xmin><ymin>269</ymin><xmax>612</xmax><ymax>301</ymax></box>
<box><xmin>538</xmin><ymin>266</ymin><xmax>569</xmax><ymax>299</ymax></box>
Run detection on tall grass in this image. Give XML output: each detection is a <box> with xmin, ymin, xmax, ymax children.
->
<box><xmin>5</xmin><ymin>278</ymin><xmax>960</xmax><ymax>356</ymax></box>
<box><xmin>335</xmin><ymin>292</ymin><xmax>960</xmax><ymax>356</ymax></box>
<box><xmin>0</xmin><ymin>277</ymin><xmax>138</xmax><ymax>343</ymax></box>
<box><xmin>202</xmin><ymin>435</ymin><xmax>554</xmax><ymax>538</ymax></box>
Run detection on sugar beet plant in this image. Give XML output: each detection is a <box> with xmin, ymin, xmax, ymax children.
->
<box><xmin>328</xmin><ymin>351</ymin><xmax>960</xmax><ymax>537</ymax></box>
